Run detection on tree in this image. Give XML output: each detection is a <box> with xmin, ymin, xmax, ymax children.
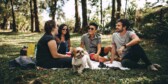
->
<box><xmin>74</xmin><ymin>0</ymin><xmax>81</xmax><ymax>33</ymax></box>
<box><xmin>100</xmin><ymin>0</ymin><xmax>103</xmax><ymax>24</ymax></box>
<box><xmin>30</xmin><ymin>0</ymin><xmax>34</xmax><ymax>32</ymax></box>
<box><xmin>89</xmin><ymin>0</ymin><xmax>101</xmax><ymax>25</ymax></box>
<box><xmin>0</xmin><ymin>0</ymin><xmax>10</xmax><ymax>29</ymax></box>
<box><xmin>50</xmin><ymin>0</ymin><xmax>58</xmax><ymax>20</ymax></box>
<box><xmin>42</xmin><ymin>0</ymin><xmax>67</xmax><ymax>22</ymax></box>
<box><xmin>10</xmin><ymin>0</ymin><xmax>16</xmax><ymax>32</ymax></box>
<box><xmin>111</xmin><ymin>0</ymin><xmax>116</xmax><ymax>29</ymax></box>
<box><xmin>116</xmin><ymin>0</ymin><xmax>121</xmax><ymax>19</ymax></box>
<box><xmin>33</xmin><ymin>0</ymin><xmax>40</xmax><ymax>32</ymax></box>
<box><xmin>81</xmin><ymin>0</ymin><xmax>88</xmax><ymax>33</ymax></box>
<box><xmin>125</xmin><ymin>0</ymin><xmax>128</xmax><ymax>18</ymax></box>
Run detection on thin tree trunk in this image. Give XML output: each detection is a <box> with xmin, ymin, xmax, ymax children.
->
<box><xmin>100</xmin><ymin>0</ymin><xmax>103</xmax><ymax>24</ymax></box>
<box><xmin>111</xmin><ymin>0</ymin><xmax>115</xmax><ymax>29</ymax></box>
<box><xmin>10</xmin><ymin>0</ymin><xmax>17</xmax><ymax>32</ymax></box>
<box><xmin>30</xmin><ymin>0</ymin><xmax>34</xmax><ymax>32</ymax></box>
<box><xmin>51</xmin><ymin>0</ymin><xmax>58</xmax><ymax>20</ymax></box>
<box><xmin>116</xmin><ymin>0</ymin><xmax>121</xmax><ymax>20</ymax></box>
<box><xmin>34</xmin><ymin>0</ymin><xmax>40</xmax><ymax>32</ymax></box>
<box><xmin>125</xmin><ymin>0</ymin><xmax>128</xmax><ymax>18</ymax></box>
<box><xmin>81</xmin><ymin>0</ymin><xmax>88</xmax><ymax>33</ymax></box>
<box><xmin>2</xmin><ymin>16</ymin><xmax>7</xmax><ymax>29</ymax></box>
<box><xmin>74</xmin><ymin>0</ymin><xmax>81</xmax><ymax>33</ymax></box>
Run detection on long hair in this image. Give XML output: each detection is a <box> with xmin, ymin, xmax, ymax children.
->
<box><xmin>57</xmin><ymin>24</ymin><xmax>70</xmax><ymax>40</ymax></box>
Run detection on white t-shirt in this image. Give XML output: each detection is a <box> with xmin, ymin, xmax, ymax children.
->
<box><xmin>111</xmin><ymin>31</ymin><xmax>137</xmax><ymax>57</ymax></box>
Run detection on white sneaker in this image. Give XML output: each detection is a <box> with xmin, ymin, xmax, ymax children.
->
<box><xmin>153</xmin><ymin>64</ymin><xmax>161</xmax><ymax>69</ymax></box>
<box><xmin>148</xmin><ymin>64</ymin><xmax>158</xmax><ymax>71</ymax></box>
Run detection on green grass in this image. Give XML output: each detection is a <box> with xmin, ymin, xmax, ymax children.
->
<box><xmin>0</xmin><ymin>32</ymin><xmax>168</xmax><ymax>84</ymax></box>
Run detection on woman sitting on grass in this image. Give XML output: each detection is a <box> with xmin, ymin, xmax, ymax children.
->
<box><xmin>36</xmin><ymin>20</ymin><xmax>72</xmax><ymax>69</ymax></box>
<box><xmin>56</xmin><ymin>24</ymin><xmax>71</xmax><ymax>54</ymax></box>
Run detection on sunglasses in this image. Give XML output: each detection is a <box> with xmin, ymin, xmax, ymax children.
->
<box><xmin>88</xmin><ymin>28</ymin><xmax>94</xmax><ymax>30</ymax></box>
<box><xmin>62</xmin><ymin>29</ymin><xmax>67</xmax><ymax>31</ymax></box>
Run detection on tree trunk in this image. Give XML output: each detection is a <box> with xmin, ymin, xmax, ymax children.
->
<box><xmin>81</xmin><ymin>0</ymin><xmax>88</xmax><ymax>33</ymax></box>
<box><xmin>111</xmin><ymin>0</ymin><xmax>116</xmax><ymax>29</ymax></box>
<box><xmin>116</xmin><ymin>0</ymin><xmax>121</xmax><ymax>20</ymax></box>
<box><xmin>125</xmin><ymin>0</ymin><xmax>128</xmax><ymax>18</ymax></box>
<box><xmin>2</xmin><ymin>16</ymin><xmax>7</xmax><ymax>29</ymax></box>
<box><xmin>51</xmin><ymin>0</ymin><xmax>58</xmax><ymax>20</ymax></box>
<box><xmin>30</xmin><ymin>0</ymin><xmax>34</xmax><ymax>32</ymax></box>
<box><xmin>100</xmin><ymin>0</ymin><xmax>103</xmax><ymax>24</ymax></box>
<box><xmin>74</xmin><ymin>0</ymin><xmax>81</xmax><ymax>33</ymax></box>
<box><xmin>10</xmin><ymin>0</ymin><xmax>17</xmax><ymax>32</ymax></box>
<box><xmin>33</xmin><ymin>0</ymin><xmax>40</xmax><ymax>32</ymax></box>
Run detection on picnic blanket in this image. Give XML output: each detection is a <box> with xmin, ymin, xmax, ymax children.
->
<box><xmin>86</xmin><ymin>60</ymin><xmax>130</xmax><ymax>70</ymax></box>
<box><xmin>52</xmin><ymin>60</ymin><xmax>130</xmax><ymax>70</ymax></box>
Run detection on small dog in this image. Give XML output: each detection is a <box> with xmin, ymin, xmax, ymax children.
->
<box><xmin>71</xmin><ymin>47</ymin><xmax>92</xmax><ymax>74</ymax></box>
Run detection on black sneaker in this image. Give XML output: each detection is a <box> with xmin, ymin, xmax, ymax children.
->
<box><xmin>98</xmin><ymin>62</ymin><xmax>107</xmax><ymax>68</ymax></box>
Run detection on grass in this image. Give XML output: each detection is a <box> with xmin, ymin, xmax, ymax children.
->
<box><xmin>0</xmin><ymin>32</ymin><xmax>168</xmax><ymax>84</ymax></box>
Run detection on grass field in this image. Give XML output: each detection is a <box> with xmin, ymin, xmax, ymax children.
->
<box><xmin>0</xmin><ymin>32</ymin><xmax>168</xmax><ymax>84</ymax></box>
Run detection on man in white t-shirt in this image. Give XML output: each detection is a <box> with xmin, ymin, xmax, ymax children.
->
<box><xmin>110</xmin><ymin>19</ymin><xmax>161</xmax><ymax>71</ymax></box>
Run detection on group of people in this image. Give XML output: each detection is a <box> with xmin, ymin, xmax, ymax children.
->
<box><xmin>36</xmin><ymin>19</ymin><xmax>161</xmax><ymax>71</ymax></box>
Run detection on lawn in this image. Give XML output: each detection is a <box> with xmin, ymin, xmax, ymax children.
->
<box><xmin>0</xmin><ymin>32</ymin><xmax>168</xmax><ymax>84</ymax></box>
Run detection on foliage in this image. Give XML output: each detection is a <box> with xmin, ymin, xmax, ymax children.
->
<box><xmin>140</xmin><ymin>7</ymin><xmax>168</xmax><ymax>45</ymax></box>
<box><xmin>0</xmin><ymin>0</ymin><xmax>11</xmax><ymax>29</ymax></box>
<box><xmin>126</xmin><ymin>0</ymin><xmax>136</xmax><ymax>28</ymax></box>
<box><xmin>63</xmin><ymin>19</ymin><xmax>75</xmax><ymax>32</ymax></box>
<box><xmin>40</xmin><ymin>0</ymin><xmax>68</xmax><ymax>21</ymax></box>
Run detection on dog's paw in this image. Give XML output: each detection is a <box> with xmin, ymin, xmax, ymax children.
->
<box><xmin>77</xmin><ymin>70</ymin><xmax>83</xmax><ymax>74</ymax></box>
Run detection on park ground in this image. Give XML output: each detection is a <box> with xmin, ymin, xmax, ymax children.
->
<box><xmin>0</xmin><ymin>32</ymin><xmax>168</xmax><ymax>84</ymax></box>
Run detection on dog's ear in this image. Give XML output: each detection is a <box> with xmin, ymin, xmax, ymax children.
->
<box><xmin>71</xmin><ymin>48</ymin><xmax>76</xmax><ymax>57</ymax></box>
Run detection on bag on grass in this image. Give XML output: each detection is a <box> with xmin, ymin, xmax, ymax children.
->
<box><xmin>9</xmin><ymin>56</ymin><xmax>36</xmax><ymax>69</ymax></box>
<box><xmin>9</xmin><ymin>44</ymin><xmax>37</xmax><ymax>69</ymax></box>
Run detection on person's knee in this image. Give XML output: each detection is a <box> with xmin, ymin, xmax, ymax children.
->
<box><xmin>104</xmin><ymin>45</ymin><xmax>112</xmax><ymax>52</ymax></box>
<box><xmin>131</xmin><ymin>44</ymin><xmax>142</xmax><ymax>50</ymax></box>
<box><xmin>107</xmin><ymin>45</ymin><xmax>112</xmax><ymax>50</ymax></box>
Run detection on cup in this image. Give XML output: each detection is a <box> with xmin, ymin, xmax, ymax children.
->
<box><xmin>66</xmin><ymin>52</ymin><xmax>71</xmax><ymax>57</ymax></box>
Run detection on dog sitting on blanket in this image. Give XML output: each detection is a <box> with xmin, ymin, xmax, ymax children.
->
<box><xmin>71</xmin><ymin>47</ymin><xmax>92</xmax><ymax>74</ymax></box>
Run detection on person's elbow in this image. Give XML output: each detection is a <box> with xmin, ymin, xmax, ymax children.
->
<box><xmin>51</xmin><ymin>52</ymin><xmax>59</xmax><ymax>58</ymax></box>
<box><xmin>136</xmin><ymin>38</ymin><xmax>141</xmax><ymax>43</ymax></box>
<box><xmin>52</xmin><ymin>55</ymin><xmax>59</xmax><ymax>59</ymax></box>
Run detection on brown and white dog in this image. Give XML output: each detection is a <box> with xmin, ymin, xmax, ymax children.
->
<box><xmin>71</xmin><ymin>47</ymin><xmax>92</xmax><ymax>74</ymax></box>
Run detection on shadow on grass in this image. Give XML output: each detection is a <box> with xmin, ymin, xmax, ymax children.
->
<box><xmin>0</xmin><ymin>32</ymin><xmax>19</xmax><ymax>35</ymax></box>
<box><xmin>0</xmin><ymin>32</ymin><xmax>42</xmax><ymax>37</ymax></box>
<box><xmin>0</xmin><ymin>33</ymin><xmax>168</xmax><ymax>83</ymax></box>
<box><xmin>0</xmin><ymin>44</ymin><xmax>21</xmax><ymax>56</ymax></box>
<box><xmin>70</xmin><ymin>33</ymin><xmax>82</xmax><ymax>38</ymax></box>
<box><xmin>19</xmin><ymin>42</ymin><xmax>37</xmax><ymax>45</ymax></box>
